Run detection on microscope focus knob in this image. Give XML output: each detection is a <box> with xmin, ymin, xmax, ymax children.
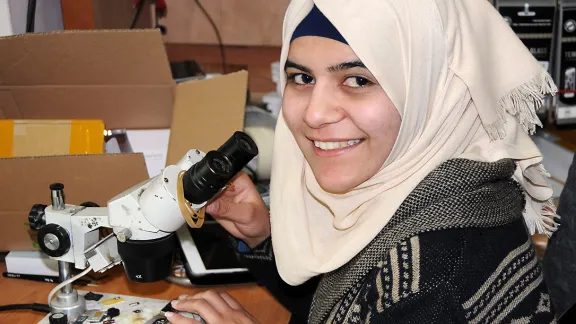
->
<box><xmin>49</xmin><ymin>312</ymin><xmax>68</xmax><ymax>324</ymax></box>
<box><xmin>38</xmin><ymin>224</ymin><xmax>71</xmax><ymax>257</ymax></box>
<box><xmin>28</xmin><ymin>204</ymin><xmax>47</xmax><ymax>230</ymax></box>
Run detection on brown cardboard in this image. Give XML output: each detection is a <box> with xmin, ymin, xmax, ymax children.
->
<box><xmin>0</xmin><ymin>154</ymin><xmax>149</xmax><ymax>251</ymax></box>
<box><xmin>0</xmin><ymin>29</ymin><xmax>250</xmax><ymax>252</ymax></box>
<box><xmin>0</xmin><ymin>29</ymin><xmax>175</xmax><ymax>130</ymax></box>
<box><xmin>166</xmin><ymin>71</ymin><xmax>248</xmax><ymax>165</ymax></box>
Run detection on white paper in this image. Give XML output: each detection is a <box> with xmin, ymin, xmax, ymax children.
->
<box><xmin>126</xmin><ymin>129</ymin><xmax>171</xmax><ymax>178</ymax></box>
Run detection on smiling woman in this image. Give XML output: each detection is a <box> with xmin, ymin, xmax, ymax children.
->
<box><xmin>282</xmin><ymin>36</ymin><xmax>401</xmax><ymax>194</ymax></box>
<box><xmin>169</xmin><ymin>0</ymin><xmax>562</xmax><ymax>323</ymax></box>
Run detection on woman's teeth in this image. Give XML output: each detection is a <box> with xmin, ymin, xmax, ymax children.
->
<box><xmin>314</xmin><ymin>139</ymin><xmax>361</xmax><ymax>150</ymax></box>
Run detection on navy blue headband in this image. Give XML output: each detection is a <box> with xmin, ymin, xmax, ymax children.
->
<box><xmin>290</xmin><ymin>5</ymin><xmax>348</xmax><ymax>44</ymax></box>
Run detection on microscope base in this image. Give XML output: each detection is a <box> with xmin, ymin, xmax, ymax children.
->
<box><xmin>40</xmin><ymin>290</ymin><xmax>174</xmax><ymax>324</ymax></box>
<box><xmin>50</xmin><ymin>289</ymin><xmax>86</xmax><ymax>322</ymax></box>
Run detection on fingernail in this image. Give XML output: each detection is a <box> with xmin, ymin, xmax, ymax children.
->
<box><xmin>178</xmin><ymin>294</ymin><xmax>188</xmax><ymax>300</ymax></box>
<box><xmin>171</xmin><ymin>300</ymin><xmax>179</xmax><ymax>307</ymax></box>
<box><xmin>165</xmin><ymin>312</ymin><xmax>174</xmax><ymax>318</ymax></box>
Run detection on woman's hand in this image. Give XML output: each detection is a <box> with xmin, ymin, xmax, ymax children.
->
<box><xmin>167</xmin><ymin>291</ymin><xmax>259</xmax><ymax>324</ymax></box>
<box><xmin>205</xmin><ymin>172</ymin><xmax>270</xmax><ymax>248</ymax></box>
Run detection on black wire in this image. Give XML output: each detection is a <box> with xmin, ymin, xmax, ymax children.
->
<box><xmin>26</xmin><ymin>0</ymin><xmax>37</xmax><ymax>33</ymax></box>
<box><xmin>194</xmin><ymin>0</ymin><xmax>227</xmax><ymax>74</ymax></box>
<box><xmin>130</xmin><ymin>0</ymin><xmax>146</xmax><ymax>29</ymax></box>
<box><xmin>0</xmin><ymin>303</ymin><xmax>51</xmax><ymax>313</ymax></box>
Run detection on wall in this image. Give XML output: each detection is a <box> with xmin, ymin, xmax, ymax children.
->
<box><xmin>0</xmin><ymin>0</ymin><xmax>63</xmax><ymax>36</ymax></box>
<box><xmin>0</xmin><ymin>1</ymin><xmax>12</xmax><ymax>36</ymax></box>
<box><xmin>159</xmin><ymin>0</ymin><xmax>289</xmax><ymax>46</ymax></box>
<box><xmin>165</xmin><ymin>43</ymin><xmax>280</xmax><ymax>93</ymax></box>
<box><xmin>58</xmin><ymin>0</ymin><xmax>284</xmax><ymax>93</ymax></box>
<box><xmin>60</xmin><ymin>0</ymin><xmax>153</xmax><ymax>30</ymax></box>
<box><xmin>157</xmin><ymin>0</ymin><xmax>287</xmax><ymax>92</ymax></box>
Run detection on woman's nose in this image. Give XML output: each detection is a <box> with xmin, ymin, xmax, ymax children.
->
<box><xmin>304</xmin><ymin>85</ymin><xmax>345</xmax><ymax>128</ymax></box>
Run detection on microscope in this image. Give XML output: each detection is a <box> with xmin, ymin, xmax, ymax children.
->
<box><xmin>27</xmin><ymin>131</ymin><xmax>258</xmax><ymax>322</ymax></box>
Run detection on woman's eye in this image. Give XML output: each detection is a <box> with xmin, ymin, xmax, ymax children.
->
<box><xmin>343</xmin><ymin>76</ymin><xmax>372</xmax><ymax>88</ymax></box>
<box><xmin>290</xmin><ymin>73</ymin><xmax>315</xmax><ymax>85</ymax></box>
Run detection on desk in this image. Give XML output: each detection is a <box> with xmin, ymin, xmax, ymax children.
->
<box><xmin>0</xmin><ymin>263</ymin><xmax>291</xmax><ymax>324</ymax></box>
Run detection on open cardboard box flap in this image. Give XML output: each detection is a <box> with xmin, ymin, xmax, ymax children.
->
<box><xmin>167</xmin><ymin>72</ymin><xmax>248</xmax><ymax>164</ymax></box>
<box><xmin>0</xmin><ymin>29</ymin><xmax>249</xmax><ymax>251</ymax></box>
<box><xmin>0</xmin><ymin>29</ymin><xmax>174</xmax><ymax>130</ymax></box>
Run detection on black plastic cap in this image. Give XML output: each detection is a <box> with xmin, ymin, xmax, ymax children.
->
<box><xmin>107</xmin><ymin>307</ymin><xmax>120</xmax><ymax>318</ymax></box>
<box><xmin>49</xmin><ymin>312</ymin><xmax>68</xmax><ymax>324</ymax></box>
<box><xmin>217</xmin><ymin>131</ymin><xmax>259</xmax><ymax>175</ymax></box>
<box><xmin>28</xmin><ymin>204</ymin><xmax>47</xmax><ymax>230</ymax></box>
<box><xmin>80</xmin><ymin>202</ymin><xmax>100</xmax><ymax>208</ymax></box>
<box><xmin>49</xmin><ymin>183</ymin><xmax>64</xmax><ymax>191</ymax></box>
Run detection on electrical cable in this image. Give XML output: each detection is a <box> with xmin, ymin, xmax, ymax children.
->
<box><xmin>26</xmin><ymin>0</ymin><xmax>37</xmax><ymax>33</ymax></box>
<box><xmin>47</xmin><ymin>267</ymin><xmax>93</xmax><ymax>305</ymax></box>
<box><xmin>0</xmin><ymin>303</ymin><xmax>50</xmax><ymax>313</ymax></box>
<box><xmin>194</xmin><ymin>0</ymin><xmax>227</xmax><ymax>74</ymax></box>
<box><xmin>130</xmin><ymin>0</ymin><xmax>146</xmax><ymax>29</ymax></box>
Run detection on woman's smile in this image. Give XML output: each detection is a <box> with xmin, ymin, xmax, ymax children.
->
<box><xmin>310</xmin><ymin>138</ymin><xmax>365</xmax><ymax>157</ymax></box>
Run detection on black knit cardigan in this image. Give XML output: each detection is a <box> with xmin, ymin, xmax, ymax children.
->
<box><xmin>231</xmin><ymin>159</ymin><xmax>558</xmax><ymax>323</ymax></box>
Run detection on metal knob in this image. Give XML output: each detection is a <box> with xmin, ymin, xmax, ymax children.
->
<box><xmin>38</xmin><ymin>224</ymin><xmax>71</xmax><ymax>257</ymax></box>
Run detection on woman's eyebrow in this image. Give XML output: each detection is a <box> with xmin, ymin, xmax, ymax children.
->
<box><xmin>327</xmin><ymin>60</ymin><xmax>367</xmax><ymax>72</ymax></box>
<box><xmin>284</xmin><ymin>59</ymin><xmax>367</xmax><ymax>73</ymax></box>
<box><xmin>284</xmin><ymin>60</ymin><xmax>311</xmax><ymax>73</ymax></box>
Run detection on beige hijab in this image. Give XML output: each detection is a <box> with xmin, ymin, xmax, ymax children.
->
<box><xmin>269</xmin><ymin>0</ymin><xmax>559</xmax><ymax>286</ymax></box>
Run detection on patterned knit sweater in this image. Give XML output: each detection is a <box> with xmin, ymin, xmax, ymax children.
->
<box><xmin>232</xmin><ymin>159</ymin><xmax>558</xmax><ymax>323</ymax></box>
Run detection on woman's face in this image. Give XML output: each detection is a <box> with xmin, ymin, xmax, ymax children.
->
<box><xmin>282</xmin><ymin>36</ymin><xmax>402</xmax><ymax>194</ymax></box>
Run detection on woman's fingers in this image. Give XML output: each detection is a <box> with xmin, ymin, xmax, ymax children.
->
<box><xmin>219</xmin><ymin>292</ymin><xmax>243</xmax><ymax>311</ymax></box>
<box><xmin>177</xmin><ymin>291</ymin><xmax>242</xmax><ymax>311</ymax></box>
<box><xmin>206</xmin><ymin>199</ymin><xmax>255</xmax><ymax>224</ymax></box>
<box><xmin>165</xmin><ymin>312</ymin><xmax>203</xmax><ymax>324</ymax></box>
<box><xmin>191</xmin><ymin>291</ymin><xmax>234</xmax><ymax>313</ymax></box>
<box><xmin>171</xmin><ymin>298</ymin><xmax>220</xmax><ymax>323</ymax></box>
<box><xmin>171</xmin><ymin>291</ymin><xmax>257</xmax><ymax>324</ymax></box>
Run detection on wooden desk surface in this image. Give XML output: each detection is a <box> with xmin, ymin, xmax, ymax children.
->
<box><xmin>0</xmin><ymin>263</ymin><xmax>290</xmax><ymax>324</ymax></box>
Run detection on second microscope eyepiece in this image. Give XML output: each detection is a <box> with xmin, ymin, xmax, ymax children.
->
<box><xmin>182</xmin><ymin>131</ymin><xmax>259</xmax><ymax>205</ymax></box>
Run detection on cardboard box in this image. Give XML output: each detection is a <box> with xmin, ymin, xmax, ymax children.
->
<box><xmin>0</xmin><ymin>29</ymin><xmax>249</xmax><ymax>251</ymax></box>
<box><xmin>0</xmin><ymin>119</ymin><xmax>105</xmax><ymax>157</ymax></box>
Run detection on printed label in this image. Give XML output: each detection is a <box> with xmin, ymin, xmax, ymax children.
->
<box><xmin>499</xmin><ymin>4</ymin><xmax>556</xmax><ymax>113</ymax></box>
<box><xmin>101</xmin><ymin>296</ymin><xmax>125</xmax><ymax>306</ymax></box>
<box><xmin>559</xmin><ymin>8</ymin><xmax>576</xmax><ymax>106</ymax></box>
<box><xmin>499</xmin><ymin>5</ymin><xmax>555</xmax><ymax>68</ymax></box>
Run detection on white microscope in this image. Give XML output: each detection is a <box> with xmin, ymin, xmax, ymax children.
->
<box><xmin>27</xmin><ymin>131</ymin><xmax>258</xmax><ymax>323</ymax></box>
